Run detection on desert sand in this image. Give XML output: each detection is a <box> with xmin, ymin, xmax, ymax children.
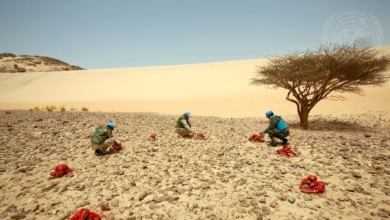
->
<box><xmin>1</xmin><ymin>46</ymin><xmax>390</xmax><ymax>117</ymax></box>
<box><xmin>0</xmin><ymin>47</ymin><xmax>390</xmax><ymax>220</ymax></box>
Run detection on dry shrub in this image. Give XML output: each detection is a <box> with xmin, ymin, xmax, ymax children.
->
<box><xmin>5</xmin><ymin>110</ymin><xmax>11</xmax><ymax>114</ymax></box>
<box><xmin>46</xmin><ymin>105</ymin><xmax>57</xmax><ymax>112</ymax></box>
<box><xmin>81</xmin><ymin>107</ymin><xmax>89</xmax><ymax>112</ymax></box>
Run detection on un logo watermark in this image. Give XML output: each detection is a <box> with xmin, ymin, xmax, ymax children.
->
<box><xmin>322</xmin><ymin>12</ymin><xmax>383</xmax><ymax>46</ymax></box>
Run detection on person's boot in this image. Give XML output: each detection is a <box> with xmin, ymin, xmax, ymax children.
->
<box><xmin>100</xmin><ymin>146</ymin><xmax>112</xmax><ymax>155</ymax></box>
<box><xmin>282</xmin><ymin>138</ymin><xmax>288</xmax><ymax>145</ymax></box>
<box><xmin>95</xmin><ymin>149</ymin><xmax>111</xmax><ymax>156</ymax></box>
<box><xmin>100</xmin><ymin>150</ymin><xmax>111</xmax><ymax>155</ymax></box>
<box><xmin>95</xmin><ymin>149</ymin><xmax>103</xmax><ymax>155</ymax></box>
<box><xmin>267</xmin><ymin>142</ymin><xmax>277</xmax><ymax>147</ymax></box>
<box><xmin>268</xmin><ymin>137</ymin><xmax>277</xmax><ymax>147</ymax></box>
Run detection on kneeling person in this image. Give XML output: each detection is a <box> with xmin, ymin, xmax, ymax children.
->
<box><xmin>260</xmin><ymin>110</ymin><xmax>289</xmax><ymax>147</ymax></box>
<box><xmin>175</xmin><ymin>111</ymin><xmax>194</xmax><ymax>138</ymax></box>
<box><xmin>91</xmin><ymin>122</ymin><xmax>118</xmax><ymax>155</ymax></box>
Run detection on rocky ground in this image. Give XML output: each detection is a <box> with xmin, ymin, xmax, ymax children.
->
<box><xmin>0</xmin><ymin>110</ymin><xmax>389</xmax><ymax>220</ymax></box>
<box><xmin>0</xmin><ymin>53</ymin><xmax>84</xmax><ymax>73</ymax></box>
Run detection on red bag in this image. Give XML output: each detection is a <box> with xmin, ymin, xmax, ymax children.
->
<box><xmin>50</xmin><ymin>164</ymin><xmax>71</xmax><ymax>178</ymax></box>
<box><xmin>70</xmin><ymin>208</ymin><xmax>101</xmax><ymax>220</ymax></box>
<box><xmin>300</xmin><ymin>175</ymin><xmax>325</xmax><ymax>193</ymax></box>
<box><xmin>276</xmin><ymin>146</ymin><xmax>296</xmax><ymax>157</ymax></box>
<box><xmin>248</xmin><ymin>134</ymin><xmax>264</xmax><ymax>142</ymax></box>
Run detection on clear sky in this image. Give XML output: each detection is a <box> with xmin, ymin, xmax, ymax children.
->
<box><xmin>1</xmin><ymin>0</ymin><xmax>389</xmax><ymax>69</ymax></box>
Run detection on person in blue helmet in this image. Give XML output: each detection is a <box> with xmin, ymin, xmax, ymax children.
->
<box><xmin>91</xmin><ymin>122</ymin><xmax>119</xmax><ymax>155</ymax></box>
<box><xmin>260</xmin><ymin>110</ymin><xmax>289</xmax><ymax>147</ymax></box>
<box><xmin>175</xmin><ymin>111</ymin><xmax>194</xmax><ymax>137</ymax></box>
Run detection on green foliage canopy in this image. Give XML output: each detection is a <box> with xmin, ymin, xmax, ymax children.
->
<box><xmin>251</xmin><ymin>42</ymin><xmax>390</xmax><ymax>129</ymax></box>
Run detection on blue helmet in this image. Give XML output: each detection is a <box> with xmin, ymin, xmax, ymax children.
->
<box><xmin>184</xmin><ymin>111</ymin><xmax>191</xmax><ymax>117</ymax></box>
<box><xmin>107</xmin><ymin>122</ymin><xmax>115</xmax><ymax>129</ymax></box>
<box><xmin>265</xmin><ymin>110</ymin><xmax>273</xmax><ymax>117</ymax></box>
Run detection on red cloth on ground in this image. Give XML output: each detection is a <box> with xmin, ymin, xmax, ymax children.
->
<box><xmin>109</xmin><ymin>143</ymin><xmax>123</xmax><ymax>151</ymax></box>
<box><xmin>248</xmin><ymin>134</ymin><xmax>264</xmax><ymax>142</ymax></box>
<box><xmin>194</xmin><ymin>132</ymin><xmax>205</xmax><ymax>139</ymax></box>
<box><xmin>70</xmin><ymin>208</ymin><xmax>101</xmax><ymax>220</ymax></box>
<box><xmin>300</xmin><ymin>175</ymin><xmax>326</xmax><ymax>193</ymax></box>
<box><xmin>50</xmin><ymin>164</ymin><xmax>71</xmax><ymax>178</ymax></box>
<box><xmin>148</xmin><ymin>133</ymin><xmax>157</xmax><ymax>141</ymax></box>
<box><xmin>276</xmin><ymin>146</ymin><xmax>296</xmax><ymax>157</ymax></box>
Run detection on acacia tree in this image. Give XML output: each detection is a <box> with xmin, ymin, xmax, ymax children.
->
<box><xmin>251</xmin><ymin>42</ymin><xmax>390</xmax><ymax>129</ymax></box>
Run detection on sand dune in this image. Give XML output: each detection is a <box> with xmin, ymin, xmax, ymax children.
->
<box><xmin>0</xmin><ymin>46</ymin><xmax>390</xmax><ymax>118</ymax></box>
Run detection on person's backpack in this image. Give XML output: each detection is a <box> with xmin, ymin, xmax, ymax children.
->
<box><xmin>91</xmin><ymin>126</ymin><xmax>109</xmax><ymax>144</ymax></box>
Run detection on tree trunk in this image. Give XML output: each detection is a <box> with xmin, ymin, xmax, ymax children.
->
<box><xmin>299</xmin><ymin>106</ymin><xmax>310</xmax><ymax>129</ymax></box>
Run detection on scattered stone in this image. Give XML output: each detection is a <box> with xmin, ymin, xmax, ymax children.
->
<box><xmin>76</xmin><ymin>201</ymin><xmax>90</xmax><ymax>208</ymax></box>
<box><xmin>100</xmin><ymin>203</ymin><xmax>111</xmax><ymax>211</ymax></box>
<box><xmin>270</xmin><ymin>201</ymin><xmax>278</xmax><ymax>208</ymax></box>
<box><xmin>303</xmin><ymin>195</ymin><xmax>312</xmax><ymax>201</ymax></box>
<box><xmin>153</xmin><ymin>195</ymin><xmax>169</xmax><ymax>203</ymax></box>
<box><xmin>114</xmin><ymin>171</ymin><xmax>124</xmax><ymax>175</ymax></box>
<box><xmin>262</xmin><ymin>206</ymin><xmax>270</xmax><ymax>214</ymax></box>
<box><xmin>138</xmin><ymin>191</ymin><xmax>148</xmax><ymax>201</ymax></box>
<box><xmin>1</xmin><ymin>111</ymin><xmax>389</xmax><ymax>220</ymax></box>
<box><xmin>240</xmin><ymin>201</ymin><xmax>250</xmax><ymax>207</ymax></box>
<box><xmin>111</xmin><ymin>199</ymin><xmax>119</xmax><ymax>207</ymax></box>
<box><xmin>297</xmin><ymin>201</ymin><xmax>305</xmax><ymax>208</ymax></box>
<box><xmin>352</xmin><ymin>172</ymin><xmax>362</xmax><ymax>178</ymax></box>
<box><xmin>7</xmin><ymin>204</ymin><xmax>16</xmax><ymax>211</ymax></box>
<box><xmin>377</xmin><ymin>211</ymin><xmax>389</xmax><ymax>218</ymax></box>
<box><xmin>166</xmin><ymin>196</ymin><xmax>179</xmax><ymax>203</ymax></box>
<box><xmin>105</xmin><ymin>192</ymin><xmax>113</xmax><ymax>200</ymax></box>
<box><xmin>383</xmin><ymin>188</ymin><xmax>390</xmax><ymax>196</ymax></box>
<box><xmin>18</xmin><ymin>168</ymin><xmax>27</xmax><ymax>173</ymax></box>
<box><xmin>259</xmin><ymin>197</ymin><xmax>266</xmax><ymax>204</ymax></box>
<box><xmin>200</xmin><ymin>182</ymin><xmax>210</xmax><ymax>189</ymax></box>
<box><xmin>10</xmin><ymin>214</ymin><xmax>26</xmax><ymax>220</ymax></box>
<box><xmin>279</xmin><ymin>195</ymin><xmax>288</xmax><ymax>201</ymax></box>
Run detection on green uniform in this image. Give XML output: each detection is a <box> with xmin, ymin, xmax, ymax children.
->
<box><xmin>91</xmin><ymin>126</ymin><xmax>116</xmax><ymax>152</ymax></box>
<box><xmin>263</xmin><ymin>115</ymin><xmax>289</xmax><ymax>144</ymax></box>
<box><xmin>175</xmin><ymin>115</ymin><xmax>193</xmax><ymax>137</ymax></box>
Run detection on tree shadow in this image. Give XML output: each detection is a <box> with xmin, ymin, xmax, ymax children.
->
<box><xmin>288</xmin><ymin>118</ymin><xmax>375</xmax><ymax>132</ymax></box>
